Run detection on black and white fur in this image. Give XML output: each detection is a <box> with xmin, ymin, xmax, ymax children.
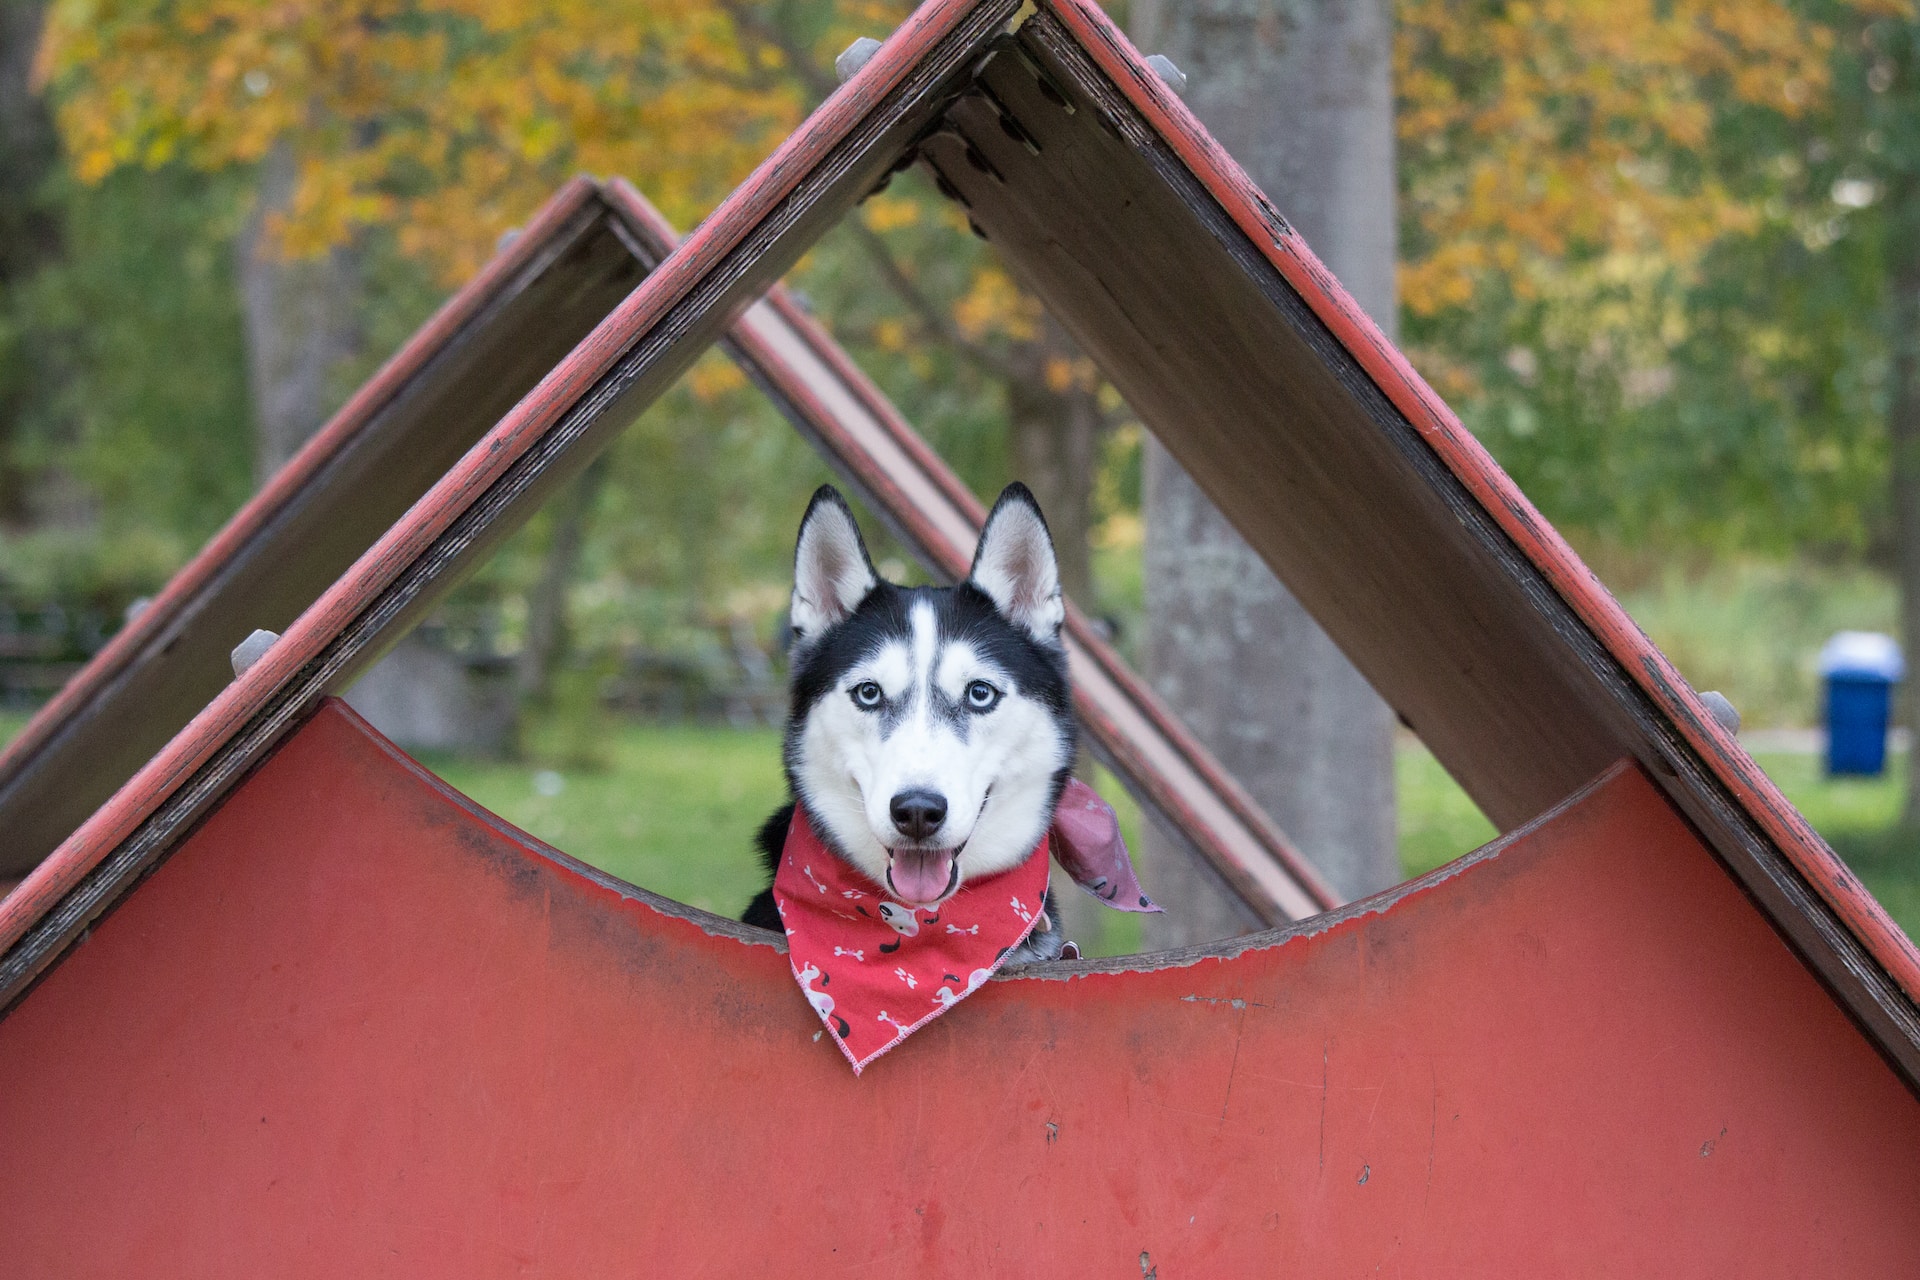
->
<box><xmin>742</xmin><ymin>483</ymin><xmax>1075</xmax><ymax>963</ymax></box>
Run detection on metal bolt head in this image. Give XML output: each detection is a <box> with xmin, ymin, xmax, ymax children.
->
<box><xmin>1146</xmin><ymin>53</ymin><xmax>1187</xmax><ymax>96</ymax></box>
<box><xmin>1700</xmin><ymin>690</ymin><xmax>1741</xmax><ymax>734</ymax></box>
<box><xmin>230</xmin><ymin>628</ymin><xmax>280</xmax><ymax>679</ymax></box>
<box><xmin>836</xmin><ymin>36</ymin><xmax>884</xmax><ymax>84</ymax></box>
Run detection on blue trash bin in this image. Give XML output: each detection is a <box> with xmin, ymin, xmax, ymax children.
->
<box><xmin>1819</xmin><ymin>631</ymin><xmax>1904</xmax><ymax>777</ymax></box>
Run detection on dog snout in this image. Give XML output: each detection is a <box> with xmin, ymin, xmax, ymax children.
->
<box><xmin>889</xmin><ymin>788</ymin><xmax>948</xmax><ymax>841</ymax></box>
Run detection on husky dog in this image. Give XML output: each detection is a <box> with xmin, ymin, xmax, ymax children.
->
<box><xmin>742</xmin><ymin>482</ymin><xmax>1075</xmax><ymax>963</ymax></box>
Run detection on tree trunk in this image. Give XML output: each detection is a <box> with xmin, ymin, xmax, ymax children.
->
<box><xmin>1890</xmin><ymin>180</ymin><xmax>1920</xmax><ymax>825</ymax></box>
<box><xmin>1006</xmin><ymin>314</ymin><xmax>1100</xmax><ymax>607</ymax></box>
<box><xmin>1005</xmin><ymin>314</ymin><xmax>1109</xmax><ymax>946</ymax></box>
<box><xmin>234</xmin><ymin>145</ymin><xmax>499</xmax><ymax>753</ymax></box>
<box><xmin>237</xmin><ymin>144</ymin><xmax>362</xmax><ymax>484</ymax></box>
<box><xmin>0</xmin><ymin>0</ymin><xmax>60</xmax><ymax>524</ymax></box>
<box><xmin>1130</xmin><ymin>0</ymin><xmax>1401</xmax><ymax>945</ymax></box>
<box><xmin>517</xmin><ymin>455</ymin><xmax>611</xmax><ymax>713</ymax></box>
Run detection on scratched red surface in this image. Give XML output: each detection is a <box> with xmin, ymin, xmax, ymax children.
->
<box><xmin>12</xmin><ymin>0</ymin><xmax>1913</xmax><ymax>1053</ymax></box>
<box><xmin>0</xmin><ymin>699</ymin><xmax>1914</xmax><ymax>1276</ymax></box>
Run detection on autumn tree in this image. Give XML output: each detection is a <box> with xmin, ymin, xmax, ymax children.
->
<box><xmin>1785</xmin><ymin>2</ymin><xmax>1920</xmax><ymax>818</ymax></box>
<box><xmin>30</xmin><ymin>0</ymin><xmax>1920</xmax><ymax>824</ymax></box>
<box><xmin>1394</xmin><ymin>0</ymin><xmax>1842</xmax><ymax>550</ymax></box>
<box><xmin>0</xmin><ymin>0</ymin><xmax>62</xmax><ymax>523</ymax></box>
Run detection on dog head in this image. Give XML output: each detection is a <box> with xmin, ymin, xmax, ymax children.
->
<box><xmin>782</xmin><ymin>483</ymin><xmax>1075</xmax><ymax>906</ymax></box>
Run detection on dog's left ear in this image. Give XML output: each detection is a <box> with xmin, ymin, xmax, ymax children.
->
<box><xmin>791</xmin><ymin>486</ymin><xmax>879</xmax><ymax>644</ymax></box>
<box><xmin>968</xmin><ymin>483</ymin><xmax>1065</xmax><ymax>643</ymax></box>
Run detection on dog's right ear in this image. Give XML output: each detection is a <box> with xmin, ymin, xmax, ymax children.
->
<box><xmin>790</xmin><ymin>486</ymin><xmax>879</xmax><ymax>643</ymax></box>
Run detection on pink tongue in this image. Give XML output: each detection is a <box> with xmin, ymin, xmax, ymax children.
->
<box><xmin>888</xmin><ymin>848</ymin><xmax>954</xmax><ymax>904</ymax></box>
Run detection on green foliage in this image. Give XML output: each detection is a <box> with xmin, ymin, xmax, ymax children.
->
<box><xmin>423</xmin><ymin>723</ymin><xmax>787</xmax><ymax>919</ymax></box>
<box><xmin>1397</xmin><ymin>738</ymin><xmax>1499</xmax><ymax>878</ymax></box>
<box><xmin>1397</xmin><ymin>1</ymin><xmax>1912</xmax><ymax>560</ymax></box>
<box><xmin>1616</xmin><ymin>558</ymin><xmax>1896</xmax><ymax>727</ymax></box>
<box><xmin>792</xmin><ymin>189</ymin><xmax>1014</xmax><ymax>493</ymax></box>
<box><xmin>1399</xmin><ymin>736</ymin><xmax>1920</xmax><ymax>937</ymax></box>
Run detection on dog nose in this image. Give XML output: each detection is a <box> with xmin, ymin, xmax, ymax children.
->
<box><xmin>889</xmin><ymin>789</ymin><xmax>948</xmax><ymax>841</ymax></box>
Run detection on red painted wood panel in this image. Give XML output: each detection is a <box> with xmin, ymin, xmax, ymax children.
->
<box><xmin>13</xmin><ymin>0</ymin><xmax>1912</xmax><ymax>1085</ymax></box>
<box><xmin>1</xmin><ymin>700</ymin><xmax>1914</xmax><ymax>1275</ymax></box>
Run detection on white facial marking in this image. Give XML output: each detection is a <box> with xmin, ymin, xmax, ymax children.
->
<box><xmin>867</xmin><ymin>642</ymin><xmax>912</xmax><ymax>703</ymax></box>
<box><xmin>792</xmin><ymin>597</ymin><xmax>1069</xmax><ymax>902</ymax></box>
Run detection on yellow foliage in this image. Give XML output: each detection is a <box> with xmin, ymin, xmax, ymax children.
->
<box><xmin>34</xmin><ymin>0</ymin><xmax>893</xmax><ymax>278</ymax></box>
<box><xmin>860</xmin><ymin>193</ymin><xmax>921</xmax><ymax>233</ymax></box>
<box><xmin>1092</xmin><ymin>510</ymin><xmax>1142</xmax><ymax>553</ymax></box>
<box><xmin>1042</xmin><ymin>354</ymin><xmax>1097</xmax><ymax>394</ymax></box>
<box><xmin>38</xmin><ymin>0</ymin><xmax>1877</xmax><ymax>419</ymax></box>
<box><xmin>953</xmin><ymin>263</ymin><xmax>1038</xmax><ymax>343</ymax></box>
<box><xmin>1396</xmin><ymin>0</ymin><xmax>1835</xmax><ymax>320</ymax></box>
<box><xmin>685</xmin><ymin>352</ymin><xmax>747</xmax><ymax>403</ymax></box>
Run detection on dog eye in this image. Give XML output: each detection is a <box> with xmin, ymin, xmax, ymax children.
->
<box><xmin>850</xmin><ymin>680</ymin><xmax>884</xmax><ymax>709</ymax></box>
<box><xmin>964</xmin><ymin>679</ymin><xmax>1001</xmax><ymax>711</ymax></box>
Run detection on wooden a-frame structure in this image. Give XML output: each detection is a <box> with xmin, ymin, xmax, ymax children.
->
<box><xmin>0</xmin><ymin>0</ymin><xmax>1916</xmax><ymax>1271</ymax></box>
<box><xmin>0</xmin><ymin>178</ymin><xmax>1328</xmax><ymax>923</ymax></box>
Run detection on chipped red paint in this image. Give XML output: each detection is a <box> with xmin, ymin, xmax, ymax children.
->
<box><xmin>1</xmin><ymin>701</ymin><xmax>1915</xmax><ymax>1272</ymax></box>
<box><xmin>7</xmin><ymin>0</ymin><xmax>1913</xmax><ymax>1096</ymax></box>
<box><xmin>1038</xmin><ymin>0</ymin><xmax>1920</xmax><ymax>1003</ymax></box>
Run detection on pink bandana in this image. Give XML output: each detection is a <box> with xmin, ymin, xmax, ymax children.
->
<box><xmin>773</xmin><ymin>780</ymin><xmax>1160</xmax><ymax>1074</ymax></box>
<box><xmin>1051</xmin><ymin>778</ymin><xmax>1161</xmax><ymax>914</ymax></box>
<box><xmin>774</xmin><ymin>806</ymin><xmax>1051</xmax><ymax>1074</ymax></box>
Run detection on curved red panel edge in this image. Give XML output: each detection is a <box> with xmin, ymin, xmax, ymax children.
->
<box><xmin>1037</xmin><ymin>0</ymin><xmax>1920</xmax><ymax>1002</ymax></box>
<box><xmin>13</xmin><ymin>0</ymin><xmax>1911</xmax><ymax>1012</ymax></box>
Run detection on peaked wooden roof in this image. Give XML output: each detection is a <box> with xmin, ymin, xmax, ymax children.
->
<box><xmin>2</xmin><ymin>0</ymin><xmax>1915</xmax><ymax>1088</ymax></box>
<box><xmin>0</xmin><ymin>173</ymin><xmax>1328</xmax><ymax>924</ymax></box>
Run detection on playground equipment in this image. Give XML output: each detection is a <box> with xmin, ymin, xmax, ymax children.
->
<box><xmin>0</xmin><ymin>178</ymin><xmax>1326</xmax><ymax>923</ymax></box>
<box><xmin>1</xmin><ymin>0</ymin><xmax>1916</xmax><ymax>1270</ymax></box>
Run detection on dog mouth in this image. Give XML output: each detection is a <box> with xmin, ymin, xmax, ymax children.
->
<box><xmin>879</xmin><ymin>788</ymin><xmax>990</xmax><ymax>905</ymax></box>
<box><xmin>886</xmin><ymin>846</ymin><xmax>961</xmax><ymax>905</ymax></box>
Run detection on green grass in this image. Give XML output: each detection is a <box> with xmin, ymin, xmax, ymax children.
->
<box><xmin>1396</xmin><ymin>738</ymin><xmax>1920</xmax><ymax>939</ymax></box>
<box><xmin>438</xmin><ymin>726</ymin><xmax>1920</xmax><ymax>949</ymax></box>
<box><xmin>1397</xmin><ymin>739</ymin><xmax>1499</xmax><ymax>878</ymax></box>
<box><xmin>428</xmin><ymin>725</ymin><xmax>1154</xmax><ymax>956</ymax></box>
<box><xmin>423</xmin><ymin>726</ymin><xmax>787</xmax><ymax>920</ymax></box>
<box><xmin>1742</xmin><ymin>749</ymin><xmax>1920</xmax><ymax>936</ymax></box>
<box><xmin>1611</xmin><ymin>561</ymin><xmax>1895</xmax><ymax>730</ymax></box>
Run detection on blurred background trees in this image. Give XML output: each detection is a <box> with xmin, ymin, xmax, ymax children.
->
<box><xmin>4</xmin><ymin>0</ymin><xmax>1920</xmax><ymax>931</ymax></box>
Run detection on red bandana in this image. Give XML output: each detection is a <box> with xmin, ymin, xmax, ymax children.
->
<box><xmin>773</xmin><ymin>805</ymin><xmax>1051</xmax><ymax>1074</ymax></box>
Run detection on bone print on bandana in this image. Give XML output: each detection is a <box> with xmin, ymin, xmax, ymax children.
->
<box><xmin>773</xmin><ymin>805</ymin><xmax>1049</xmax><ymax>1074</ymax></box>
